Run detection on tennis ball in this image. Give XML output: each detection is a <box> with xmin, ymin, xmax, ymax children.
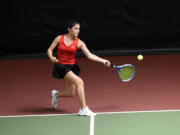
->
<box><xmin>137</xmin><ymin>54</ymin><xmax>143</xmax><ymax>61</ymax></box>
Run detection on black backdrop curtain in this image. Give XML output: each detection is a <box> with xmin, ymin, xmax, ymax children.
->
<box><xmin>0</xmin><ymin>0</ymin><xmax>180</xmax><ymax>57</ymax></box>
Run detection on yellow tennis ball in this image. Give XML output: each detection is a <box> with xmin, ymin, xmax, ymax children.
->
<box><xmin>137</xmin><ymin>54</ymin><xmax>143</xmax><ymax>61</ymax></box>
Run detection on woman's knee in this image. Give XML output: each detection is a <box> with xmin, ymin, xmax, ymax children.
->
<box><xmin>75</xmin><ymin>78</ymin><xmax>84</xmax><ymax>87</ymax></box>
<box><xmin>71</xmin><ymin>91</ymin><xmax>76</xmax><ymax>97</ymax></box>
<box><xmin>67</xmin><ymin>91</ymin><xmax>76</xmax><ymax>97</ymax></box>
<box><xmin>65</xmin><ymin>82</ymin><xmax>76</xmax><ymax>97</ymax></box>
<box><xmin>68</xmin><ymin>89</ymin><xmax>76</xmax><ymax>97</ymax></box>
<box><xmin>64</xmin><ymin>71</ymin><xmax>84</xmax><ymax>87</ymax></box>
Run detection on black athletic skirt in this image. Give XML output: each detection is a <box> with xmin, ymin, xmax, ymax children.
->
<box><xmin>52</xmin><ymin>63</ymin><xmax>81</xmax><ymax>79</ymax></box>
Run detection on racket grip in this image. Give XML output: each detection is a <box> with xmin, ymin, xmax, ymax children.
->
<box><xmin>110</xmin><ymin>64</ymin><xmax>115</xmax><ymax>68</ymax></box>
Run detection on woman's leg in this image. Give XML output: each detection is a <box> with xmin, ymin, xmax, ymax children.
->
<box><xmin>63</xmin><ymin>71</ymin><xmax>86</xmax><ymax>108</ymax></box>
<box><xmin>56</xmin><ymin>80</ymin><xmax>76</xmax><ymax>97</ymax></box>
<box><xmin>51</xmin><ymin>80</ymin><xmax>76</xmax><ymax>109</ymax></box>
<box><xmin>51</xmin><ymin>71</ymin><xmax>95</xmax><ymax>116</ymax></box>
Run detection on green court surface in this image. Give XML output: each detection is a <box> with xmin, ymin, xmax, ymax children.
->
<box><xmin>0</xmin><ymin>115</ymin><xmax>90</xmax><ymax>135</ymax></box>
<box><xmin>95</xmin><ymin>111</ymin><xmax>180</xmax><ymax>135</ymax></box>
<box><xmin>1</xmin><ymin>111</ymin><xmax>180</xmax><ymax>135</ymax></box>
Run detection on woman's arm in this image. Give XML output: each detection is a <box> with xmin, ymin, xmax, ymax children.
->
<box><xmin>78</xmin><ymin>40</ymin><xmax>110</xmax><ymax>67</ymax></box>
<box><xmin>47</xmin><ymin>36</ymin><xmax>60</xmax><ymax>63</ymax></box>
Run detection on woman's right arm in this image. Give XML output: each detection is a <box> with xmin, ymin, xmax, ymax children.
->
<box><xmin>47</xmin><ymin>36</ymin><xmax>60</xmax><ymax>63</ymax></box>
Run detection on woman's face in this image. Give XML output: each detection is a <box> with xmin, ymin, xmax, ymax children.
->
<box><xmin>68</xmin><ymin>24</ymin><xmax>80</xmax><ymax>37</ymax></box>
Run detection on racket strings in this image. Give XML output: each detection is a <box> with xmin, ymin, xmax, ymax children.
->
<box><xmin>118</xmin><ymin>66</ymin><xmax>135</xmax><ymax>81</ymax></box>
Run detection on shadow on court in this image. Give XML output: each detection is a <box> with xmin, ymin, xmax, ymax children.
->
<box><xmin>18</xmin><ymin>106</ymin><xmax>66</xmax><ymax>114</ymax></box>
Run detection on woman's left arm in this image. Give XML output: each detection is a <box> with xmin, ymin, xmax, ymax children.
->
<box><xmin>78</xmin><ymin>40</ymin><xmax>110</xmax><ymax>67</ymax></box>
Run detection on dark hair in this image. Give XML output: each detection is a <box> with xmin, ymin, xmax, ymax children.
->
<box><xmin>66</xmin><ymin>20</ymin><xmax>80</xmax><ymax>29</ymax></box>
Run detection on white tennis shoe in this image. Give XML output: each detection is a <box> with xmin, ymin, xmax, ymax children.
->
<box><xmin>51</xmin><ymin>90</ymin><xmax>59</xmax><ymax>109</ymax></box>
<box><xmin>78</xmin><ymin>107</ymin><xmax>96</xmax><ymax>117</ymax></box>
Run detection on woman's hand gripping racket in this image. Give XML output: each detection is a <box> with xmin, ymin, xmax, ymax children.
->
<box><xmin>109</xmin><ymin>63</ymin><xmax>136</xmax><ymax>82</ymax></box>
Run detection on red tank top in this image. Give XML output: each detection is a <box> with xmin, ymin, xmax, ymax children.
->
<box><xmin>57</xmin><ymin>35</ymin><xmax>78</xmax><ymax>64</ymax></box>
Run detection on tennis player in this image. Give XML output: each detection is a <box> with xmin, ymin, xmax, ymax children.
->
<box><xmin>47</xmin><ymin>20</ymin><xmax>110</xmax><ymax>116</ymax></box>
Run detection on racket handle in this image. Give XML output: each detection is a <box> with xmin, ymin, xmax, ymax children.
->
<box><xmin>105</xmin><ymin>61</ymin><xmax>115</xmax><ymax>68</ymax></box>
<box><xmin>110</xmin><ymin>64</ymin><xmax>115</xmax><ymax>68</ymax></box>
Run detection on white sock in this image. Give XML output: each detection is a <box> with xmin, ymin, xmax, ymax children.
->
<box><xmin>82</xmin><ymin>106</ymin><xmax>88</xmax><ymax>111</ymax></box>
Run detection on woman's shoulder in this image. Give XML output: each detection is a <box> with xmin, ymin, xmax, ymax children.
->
<box><xmin>78</xmin><ymin>38</ymin><xmax>85</xmax><ymax>45</ymax></box>
<box><xmin>77</xmin><ymin>38</ymin><xmax>87</xmax><ymax>49</ymax></box>
<box><xmin>56</xmin><ymin>34</ymin><xmax>64</xmax><ymax>39</ymax></box>
<box><xmin>55</xmin><ymin>34</ymin><xmax>65</xmax><ymax>41</ymax></box>
<box><xmin>53</xmin><ymin>35</ymin><xmax>64</xmax><ymax>44</ymax></box>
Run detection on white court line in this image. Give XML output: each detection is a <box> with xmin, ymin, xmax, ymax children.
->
<box><xmin>1</xmin><ymin>110</ymin><xmax>180</xmax><ymax>135</ymax></box>
<box><xmin>90</xmin><ymin>116</ymin><xmax>94</xmax><ymax>135</ymax></box>
<box><xmin>0</xmin><ymin>113</ymin><xmax>77</xmax><ymax>118</ymax></box>
<box><xmin>97</xmin><ymin>109</ymin><xmax>180</xmax><ymax>115</ymax></box>
<box><xmin>1</xmin><ymin>109</ymin><xmax>180</xmax><ymax>118</ymax></box>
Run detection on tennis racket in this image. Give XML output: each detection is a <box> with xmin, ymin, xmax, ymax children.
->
<box><xmin>110</xmin><ymin>64</ymin><xmax>136</xmax><ymax>82</ymax></box>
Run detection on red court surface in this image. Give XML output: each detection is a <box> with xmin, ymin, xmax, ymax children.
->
<box><xmin>0</xmin><ymin>54</ymin><xmax>180</xmax><ymax>116</ymax></box>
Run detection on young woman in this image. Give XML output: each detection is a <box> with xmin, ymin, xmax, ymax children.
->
<box><xmin>47</xmin><ymin>20</ymin><xmax>110</xmax><ymax>116</ymax></box>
